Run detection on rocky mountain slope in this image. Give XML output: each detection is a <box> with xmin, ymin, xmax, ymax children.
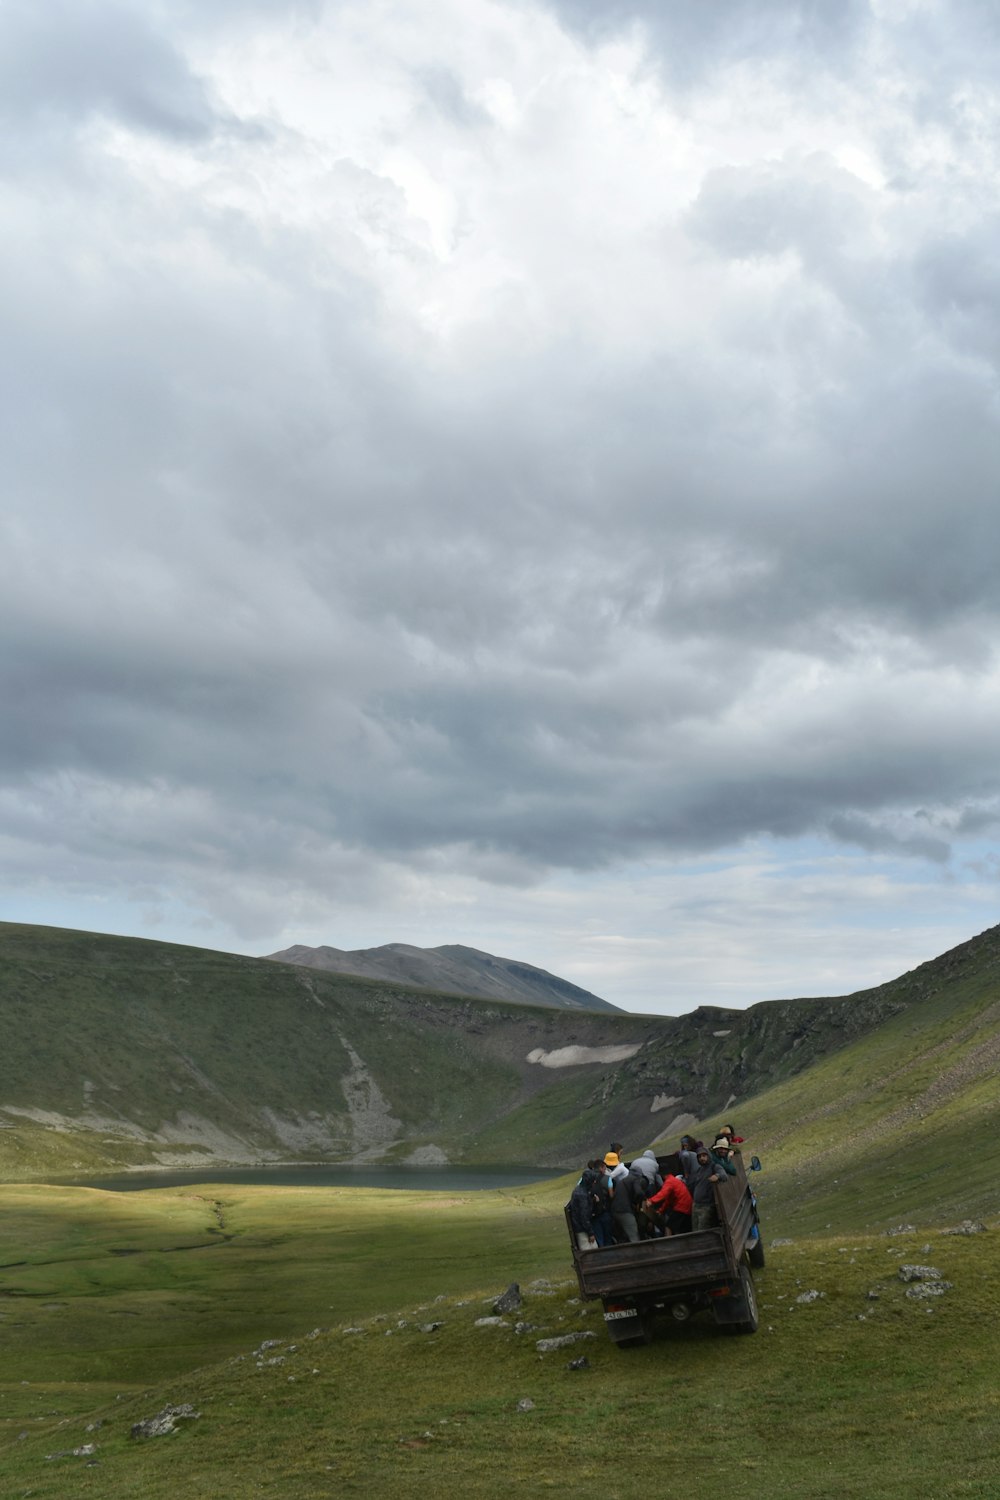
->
<box><xmin>263</xmin><ymin>941</ymin><xmax>621</xmax><ymax>1011</ymax></box>
<box><xmin>2</xmin><ymin>920</ymin><xmax>999</xmax><ymax>1181</ymax></box>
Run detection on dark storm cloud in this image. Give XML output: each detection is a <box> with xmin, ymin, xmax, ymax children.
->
<box><xmin>3</xmin><ymin>0</ymin><xmax>1000</xmax><ymax>944</ymax></box>
<box><xmin>0</xmin><ymin>0</ymin><xmax>220</xmax><ymax>140</ymax></box>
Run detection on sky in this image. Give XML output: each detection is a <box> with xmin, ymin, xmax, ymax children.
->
<box><xmin>3</xmin><ymin>0</ymin><xmax>1000</xmax><ymax>1014</ymax></box>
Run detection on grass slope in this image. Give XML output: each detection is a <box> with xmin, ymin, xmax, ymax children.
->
<box><xmin>694</xmin><ymin>926</ymin><xmax>1000</xmax><ymax>1234</ymax></box>
<box><xmin>0</xmin><ymin>923</ymin><xmax>660</xmax><ymax>1178</ymax></box>
<box><xmin>0</xmin><ymin>1181</ymin><xmax>998</xmax><ymax>1498</ymax></box>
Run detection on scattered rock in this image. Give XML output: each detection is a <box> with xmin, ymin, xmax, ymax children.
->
<box><xmin>795</xmin><ymin>1290</ymin><xmax>824</xmax><ymax>1304</ymax></box>
<box><xmin>419</xmin><ymin>1322</ymin><xmax>444</xmax><ymax>1333</ymax></box>
<box><xmin>897</xmin><ymin>1265</ymin><xmax>942</xmax><ymax>1283</ymax></box>
<box><xmin>885</xmin><ymin>1225</ymin><xmax>916</xmax><ymax>1237</ymax></box>
<box><xmin>771</xmin><ymin>1238</ymin><xmax>794</xmax><ymax>1247</ymax></box>
<box><xmin>514</xmin><ymin>1322</ymin><xmax>540</xmax><ymax>1335</ymax></box>
<box><xmin>130</xmin><ymin>1404</ymin><xmax>200</xmax><ymax>1440</ymax></box>
<box><xmin>253</xmin><ymin>1339</ymin><xmax>283</xmax><ymax>1356</ymax></box>
<box><xmin>493</xmin><ymin>1283</ymin><xmax>522</xmax><ymax>1315</ymax></box>
<box><xmin>535</xmin><ymin>1332</ymin><xmax>596</xmax><ymax>1352</ymax></box>
<box><xmin>906</xmin><ymin>1282</ymin><xmax>953</xmax><ymax>1300</ymax></box>
<box><xmin>567</xmin><ymin>1356</ymin><xmax>590</xmax><ymax>1370</ymax></box>
<box><xmin>516</xmin><ymin>1398</ymin><xmax>535</xmax><ymax>1412</ymax></box>
<box><xmin>474</xmin><ymin>1316</ymin><xmax>510</xmax><ymax>1328</ymax></box>
<box><xmin>45</xmin><ymin>1444</ymin><xmax>97</xmax><ymax>1461</ymax></box>
<box><xmin>866</xmin><ymin>1291</ymin><xmax>881</xmax><ymax>1301</ymax></box>
<box><xmin>942</xmin><ymin>1220</ymin><xmax>988</xmax><ymax>1236</ymax></box>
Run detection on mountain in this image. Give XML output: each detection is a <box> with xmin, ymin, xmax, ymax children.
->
<box><xmin>263</xmin><ymin>941</ymin><xmax>622</xmax><ymax>1012</ymax></box>
<box><xmin>2</xmin><ymin>920</ymin><xmax>1000</xmax><ymax>1196</ymax></box>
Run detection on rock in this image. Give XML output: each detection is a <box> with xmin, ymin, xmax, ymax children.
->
<box><xmin>535</xmin><ymin>1332</ymin><xmax>596</xmax><ymax>1352</ymax></box>
<box><xmin>567</xmin><ymin>1356</ymin><xmax>590</xmax><ymax>1370</ymax></box>
<box><xmin>419</xmin><ymin>1322</ymin><xmax>444</xmax><ymax>1333</ymax></box>
<box><xmin>905</xmin><ymin>1282</ymin><xmax>953</xmax><ymax>1300</ymax></box>
<box><xmin>885</xmin><ymin>1225</ymin><xmax>916</xmax><ymax>1237</ymax></box>
<box><xmin>130</xmin><ymin>1404</ymin><xmax>200</xmax><ymax>1440</ymax></box>
<box><xmin>795</xmin><ymin>1290</ymin><xmax>824</xmax><ymax>1304</ymax></box>
<box><xmin>474</xmin><ymin>1316</ymin><xmax>510</xmax><ymax>1328</ymax></box>
<box><xmin>493</xmin><ymin>1283</ymin><xmax>522</xmax><ymax>1315</ymax></box>
<box><xmin>516</xmin><ymin>1398</ymin><xmax>535</xmax><ymax>1412</ymax></box>
<box><xmin>897</xmin><ymin>1265</ymin><xmax>942</xmax><ymax>1283</ymax></box>
<box><xmin>342</xmin><ymin>1327</ymin><xmax>364</xmax><ymax>1335</ymax></box>
<box><xmin>942</xmin><ymin>1220</ymin><xmax>988</xmax><ymax>1236</ymax></box>
<box><xmin>771</xmin><ymin>1238</ymin><xmax>794</xmax><ymax>1247</ymax></box>
<box><xmin>514</xmin><ymin>1322</ymin><xmax>540</xmax><ymax>1335</ymax></box>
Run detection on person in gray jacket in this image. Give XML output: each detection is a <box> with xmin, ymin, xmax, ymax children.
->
<box><xmin>689</xmin><ymin>1146</ymin><xmax>726</xmax><ymax>1231</ymax></box>
<box><xmin>629</xmin><ymin>1149</ymin><xmax>663</xmax><ymax>1194</ymax></box>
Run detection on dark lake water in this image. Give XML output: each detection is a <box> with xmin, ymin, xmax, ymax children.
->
<box><xmin>59</xmin><ymin>1164</ymin><xmax>566</xmax><ymax>1193</ymax></box>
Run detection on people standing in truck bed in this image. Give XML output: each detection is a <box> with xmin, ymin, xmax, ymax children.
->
<box><xmin>569</xmin><ymin>1169</ymin><xmax>600</xmax><ymax>1251</ymax></box>
<box><xmin>604</xmin><ymin>1152</ymin><xmax>641</xmax><ymax>1243</ymax></box>
<box><xmin>688</xmin><ymin>1146</ymin><xmax>728</xmax><ymax>1231</ymax></box>
<box><xmin>644</xmin><ymin>1172</ymin><xmax>693</xmax><ymax>1236</ymax></box>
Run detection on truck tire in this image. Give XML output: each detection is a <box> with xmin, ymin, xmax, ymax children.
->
<box><xmin>730</xmin><ymin>1264</ymin><xmax>759</xmax><ymax>1334</ymax></box>
<box><xmin>747</xmin><ymin>1230</ymin><xmax>765</xmax><ymax>1269</ymax></box>
<box><xmin>602</xmin><ymin>1302</ymin><xmax>654</xmax><ymax>1349</ymax></box>
<box><xmin>712</xmin><ymin>1264</ymin><xmax>759</xmax><ymax>1335</ymax></box>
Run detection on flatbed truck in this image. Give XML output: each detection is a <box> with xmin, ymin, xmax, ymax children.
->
<box><xmin>566</xmin><ymin>1152</ymin><xmax>764</xmax><ymax>1348</ymax></box>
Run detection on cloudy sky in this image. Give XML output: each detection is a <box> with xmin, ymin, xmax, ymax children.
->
<box><xmin>4</xmin><ymin>0</ymin><xmax>1000</xmax><ymax>1014</ymax></box>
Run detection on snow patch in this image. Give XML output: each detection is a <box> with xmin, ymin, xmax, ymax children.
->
<box><xmin>526</xmin><ymin>1044</ymin><xmax>642</xmax><ymax>1068</ymax></box>
<box><xmin>650</xmin><ymin>1094</ymin><xmax>680</xmax><ymax>1113</ymax></box>
<box><xmin>713</xmin><ymin>1030</ymin><xmax>731</xmax><ymax>1037</ymax></box>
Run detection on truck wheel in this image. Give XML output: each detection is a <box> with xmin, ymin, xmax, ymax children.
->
<box><xmin>747</xmin><ymin>1231</ymin><xmax>765</xmax><ymax>1269</ymax></box>
<box><xmin>731</xmin><ymin>1264</ymin><xmax>759</xmax><ymax>1334</ymax></box>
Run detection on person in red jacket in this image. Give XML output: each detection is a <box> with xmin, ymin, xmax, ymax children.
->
<box><xmin>643</xmin><ymin>1172</ymin><xmax>693</xmax><ymax>1236</ymax></box>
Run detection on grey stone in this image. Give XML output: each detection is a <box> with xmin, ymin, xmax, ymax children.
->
<box><xmin>897</xmin><ymin>1264</ymin><xmax>942</xmax><ymax>1283</ymax></box>
<box><xmin>130</xmin><ymin>1405</ymin><xmax>200</xmax><ymax>1440</ymax></box>
<box><xmin>567</xmin><ymin>1356</ymin><xmax>590</xmax><ymax>1370</ymax></box>
<box><xmin>795</xmin><ymin>1290</ymin><xmax>824</xmax><ymax>1304</ymax></box>
<box><xmin>905</xmin><ymin>1282</ymin><xmax>953</xmax><ymax>1299</ymax></box>
<box><xmin>516</xmin><ymin>1398</ymin><xmax>535</xmax><ymax>1412</ymax></box>
<box><xmin>535</xmin><ymin>1331</ymin><xmax>596</xmax><ymax>1352</ymax></box>
<box><xmin>493</xmin><ymin>1283</ymin><xmax>522</xmax><ymax>1315</ymax></box>
<box><xmin>885</xmin><ymin>1225</ymin><xmax>916</xmax><ymax>1237</ymax></box>
<box><xmin>942</xmin><ymin>1220</ymin><xmax>988</xmax><ymax>1236</ymax></box>
<box><xmin>419</xmin><ymin>1322</ymin><xmax>444</xmax><ymax>1333</ymax></box>
<box><xmin>514</xmin><ymin>1321</ymin><xmax>540</xmax><ymax>1335</ymax></box>
<box><xmin>474</xmin><ymin>1316</ymin><xmax>510</xmax><ymax>1328</ymax></box>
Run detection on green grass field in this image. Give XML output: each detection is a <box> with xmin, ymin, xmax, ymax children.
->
<box><xmin>1</xmin><ymin>1175</ymin><xmax>998</xmax><ymax>1499</ymax></box>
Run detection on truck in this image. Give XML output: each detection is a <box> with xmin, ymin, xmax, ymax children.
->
<box><xmin>566</xmin><ymin>1151</ymin><xmax>764</xmax><ymax>1348</ymax></box>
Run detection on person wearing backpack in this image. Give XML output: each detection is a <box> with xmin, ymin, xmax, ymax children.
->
<box><xmin>604</xmin><ymin>1152</ymin><xmax>640</xmax><ymax>1243</ymax></box>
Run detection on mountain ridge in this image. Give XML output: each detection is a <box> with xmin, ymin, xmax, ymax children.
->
<box><xmin>263</xmin><ymin>939</ymin><xmax>622</xmax><ymax>1011</ymax></box>
<box><xmin>3</xmin><ymin>919</ymin><xmax>1000</xmax><ymax>1193</ymax></box>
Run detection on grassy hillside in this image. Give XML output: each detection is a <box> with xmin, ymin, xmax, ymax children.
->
<box><xmin>0</xmin><ymin>919</ymin><xmax>925</xmax><ymax>1181</ymax></box>
<box><xmin>0</xmin><ymin>1179</ymin><xmax>997</xmax><ymax>1498</ymax></box>
<box><xmin>3</xmin><ymin>918</ymin><xmax>1000</xmax><ymax>1188</ymax></box>
<box><xmin>0</xmin><ymin>923</ymin><xmax>660</xmax><ymax>1178</ymax></box>
<box><xmin>3</xmin><ymin>921</ymin><xmax>1000</xmax><ymax>1495</ymax></box>
<box><xmin>688</xmin><ymin>924</ymin><xmax>1000</xmax><ymax>1234</ymax></box>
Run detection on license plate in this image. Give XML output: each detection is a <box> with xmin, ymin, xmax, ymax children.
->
<box><xmin>603</xmin><ymin>1309</ymin><xmax>638</xmax><ymax>1321</ymax></box>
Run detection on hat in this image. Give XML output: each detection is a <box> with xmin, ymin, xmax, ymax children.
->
<box><xmin>603</xmin><ymin>1152</ymin><xmax>619</xmax><ymax>1167</ymax></box>
<box><xmin>713</xmin><ymin>1138</ymin><xmax>731</xmax><ymax>1152</ymax></box>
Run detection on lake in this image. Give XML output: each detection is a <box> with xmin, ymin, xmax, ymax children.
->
<box><xmin>60</xmin><ymin>1164</ymin><xmax>567</xmax><ymax>1193</ymax></box>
